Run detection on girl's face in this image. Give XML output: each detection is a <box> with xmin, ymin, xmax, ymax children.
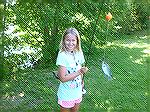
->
<box><xmin>64</xmin><ymin>34</ymin><xmax>77</xmax><ymax>52</ymax></box>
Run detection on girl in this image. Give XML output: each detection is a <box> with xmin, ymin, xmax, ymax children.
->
<box><xmin>56</xmin><ymin>28</ymin><xmax>88</xmax><ymax>112</ymax></box>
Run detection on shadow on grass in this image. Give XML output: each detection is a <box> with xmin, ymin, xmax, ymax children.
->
<box><xmin>1</xmin><ymin>69</ymin><xmax>60</xmax><ymax>112</ymax></box>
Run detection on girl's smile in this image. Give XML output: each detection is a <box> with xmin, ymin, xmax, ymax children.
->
<box><xmin>65</xmin><ymin>34</ymin><xmax>77</xmax><ymax>52</ymax></box>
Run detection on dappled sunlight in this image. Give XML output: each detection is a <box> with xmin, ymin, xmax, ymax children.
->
<box><xmin>94</xmin><ymin>100</ymin><xmax>114</xmax><ymax>111</ymax></box>
<box><xmin>129</xmin><ymin>56</ymin><xmax>144</xmax><ymax>65</ymax></box>
<box><xmin>2</xmin><ymin>91</ymin><xmax>25</xmax><ymax>100</ymax></box>
<box><xmin>18</xmin><ymin>92</ymin><xmax>25</xmax><ymax>97</ymax></box>
<box><xmin>133</xmin><ymin>58</ymin><xmax>144</xmax><ymax>65</ymax></box>
<box><xmin>142</xmin><ymin>49</ymin><xmax>150</xmax><ymax>57</ymax></box>
<box><xmin>139</xmin><ymin>35</ymin><xmax>147</xmax><ymax>39</ymax></box>
<box><xmin>71</xmin><ymin>12</ymin><xmax>91</xmax><ymax>28</ymax></box>
<box><xmin>5</xmin><ymin>83</ymin><xmax>9</xmax><ymax>87</ymax></box>
<box><xmin>144</xmin><ymin>92</ymin><xmax>148</xmax><ymax>96</ymax></box>
<box><xmin>4</xmin><ymin>45</ymin><xmax>42</xmax><ymax>69</ymax></box>
<box><xmin>103</xmin><ymin>38</ymin><xmax>150</xmax><ymax>65</ymax></box>
<box><xmin>106</xmin><ymin>41</ymin><xmax>150</xmax><ymax>49</ymax></box>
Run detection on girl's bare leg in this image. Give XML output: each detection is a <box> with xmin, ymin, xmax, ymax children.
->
<box><xmin>70</xmin><ymin>103</ymin><xmax>80</xmax><ymax>112</ymax></box>
<box><xmin>60</xmin><ymin>106</ymin><xmax>69</xmax><ymax>112</ymax></box>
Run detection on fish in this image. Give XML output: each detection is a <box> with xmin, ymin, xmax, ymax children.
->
<box><xmin>102</xmin><ymin>61</ymin><xmax>112</xmax><ymax>80</ymax></box>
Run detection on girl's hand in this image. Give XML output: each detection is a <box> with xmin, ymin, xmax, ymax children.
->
<box><xmin>80</xmin><ymin>67</ymin><xmax>88</xmax><ymax>74</ymax></box>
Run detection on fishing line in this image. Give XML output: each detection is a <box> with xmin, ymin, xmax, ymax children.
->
<box><xmin>101</xmin><ymin>19</ymin><xmax>113</xmax><ymax>80</ymax></box>
<box><xmin>103</xmin><ymin>21</ymin><xmax>109</xmax><ymax>61</ymax></box>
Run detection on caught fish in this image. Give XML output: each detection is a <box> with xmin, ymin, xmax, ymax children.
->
<box><xmin>102</xmin><ymin>61</ymin><xmax>112</xmax><ymax>80</ymax></box>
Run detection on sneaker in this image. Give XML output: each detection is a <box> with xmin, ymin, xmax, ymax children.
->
<box><xmin>82</xmin><ymin>88</ymin><xmax>86</xmax><ymax>95</ymax></box>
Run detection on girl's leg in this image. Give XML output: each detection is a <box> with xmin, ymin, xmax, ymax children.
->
<box><xmin>60</xmin><ymin>105</ymin><xmax>69</xmax><ymax>112</ymax></box>
<box><xmin>70</xmin><ymin>103</ymin><xmax>80</xmax><ymax>112</ymax></box>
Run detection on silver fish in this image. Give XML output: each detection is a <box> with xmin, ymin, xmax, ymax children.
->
<box><xmin>102</xmin><ymin>61</ymin><xmax>112</xmax><ymax>80</ymax></box>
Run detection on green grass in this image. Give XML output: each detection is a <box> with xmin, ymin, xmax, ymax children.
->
<box><xmin>1</xmin><ymin>33</ymin><xmax>150</xmax><ymax>112</ymax></box>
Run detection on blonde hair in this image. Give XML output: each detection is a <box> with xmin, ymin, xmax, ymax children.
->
<box><xmin>59</xmin><ymin>28</ymin><xmax>82</xmax><ymax>52</ymax></box>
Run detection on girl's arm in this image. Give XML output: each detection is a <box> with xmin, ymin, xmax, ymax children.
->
<box><xmin>58</xmin><ymin>65</ymin><xmax>82</xmax><ymax>83</ymax></box>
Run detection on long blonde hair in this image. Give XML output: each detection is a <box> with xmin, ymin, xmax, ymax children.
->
<box><xmin>59</xmin><ymin>28</ymin><xmax>82</xmax><ymax>52</ymax></box>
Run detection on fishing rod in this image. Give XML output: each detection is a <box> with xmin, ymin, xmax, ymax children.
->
<box><xmin>82</xmin><ymin>12</ymin><xmax>101</xmax><ymax>80</ymax></box>
<box><xmin>84</xmin><ymin>14</ymin><xmax>101</xmax><ymax>66</ymax></box>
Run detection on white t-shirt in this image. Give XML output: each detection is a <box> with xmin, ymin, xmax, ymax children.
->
<box><xmin>56</xmin><ymin>51</ymin><xmax>85</xmax><ymax>101</ymax></box>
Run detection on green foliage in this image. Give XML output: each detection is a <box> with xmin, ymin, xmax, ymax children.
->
<box><xmin>0</xmin><ymin>2</ymin><xmax>3</xmax><ymax>31</ymax></box>
<box><xmin>0</xmin><ymin>2</ymin><xmax>6</xmax><ymax>80</ymax></box>
<box><xmin>114</xmin><ymin>2</ymin><xmax>149</xmax><ymax>35</ymax></box>
<box><xmin>2</xmin><ymin>1</ymin><xmax>150</xmax><ymax>79</ymax></box>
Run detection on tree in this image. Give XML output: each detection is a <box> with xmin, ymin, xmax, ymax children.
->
<box><xmin>2</xmin><ymin>0</ymin><xmax>149</xmax><ymax>79</ymax></box>
<box><xmin>0</xmin><ymin>0</ymin><xmax>5</xmax><ymax>80</ymax></box>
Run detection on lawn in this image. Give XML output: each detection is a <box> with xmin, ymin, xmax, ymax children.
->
<box><xmin>1</xmin><ymin>32</ymin><xmax>150</xmax><ymax>112</ymax></box>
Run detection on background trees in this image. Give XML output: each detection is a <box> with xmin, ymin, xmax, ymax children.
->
<box><xmin>1</xmin><ymin>0</ymin><xmax>150</xmax><ymax>80</ymax></box>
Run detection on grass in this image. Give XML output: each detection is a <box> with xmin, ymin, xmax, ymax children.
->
<box><xmin>1</xmin><ymin>32</ymin><xmax>150</xmax><ymax>112</ymax></box>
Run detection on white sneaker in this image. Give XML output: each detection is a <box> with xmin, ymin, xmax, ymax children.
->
<box><xmin>82</xmin><ymin>88</ymin><xmax>86</xmax><ymax>95</ymax></box>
